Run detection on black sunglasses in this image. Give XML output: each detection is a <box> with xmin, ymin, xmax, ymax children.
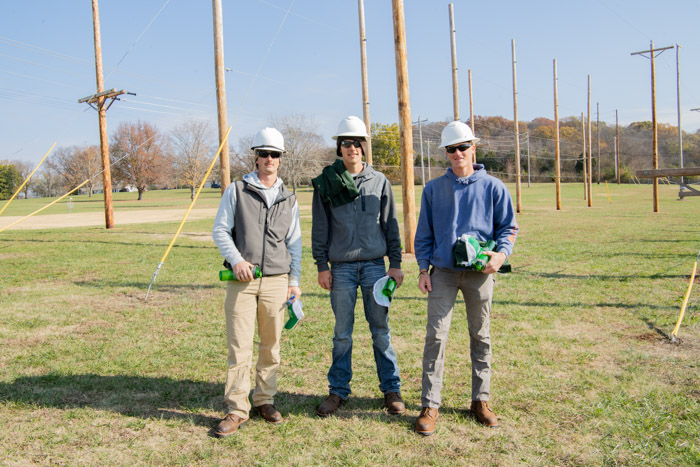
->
<box><xmin>340</xmin><ymin>140</ymin><xmax>362</xmax><ymax>148</ymax></box>
<box><xmin>446</xmin><ymin>144</ymin><xmax>473</xmax><ymax>154</ymax></box>
<box><xmin>256</xmin><ymin>150</ymin><xmax>281</xmax><ymax>159</ymax></box>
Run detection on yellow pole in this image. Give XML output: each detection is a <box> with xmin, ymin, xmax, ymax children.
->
<box><xmin>671</xmin><ymin>251</ymin><xmax>699</xmax><ymax>341</ymax></box>
<box><xmin>0</xmin><ymin>179</ymin><xmax>90</xmax><ymax>233</ymax></box>
<box><xmin>0</xmin><ymin>142</ymin><xmax>56</xmax><ymax>216</ymax></box>
<box><xmin>145</xmin><ymin>127</ymin><xmax>231</xmax><ymax>300</ymax></box>
<box><xmin>604</xmin><ymin>181</ymin><xmax>612</xmax><ymax>204</ymax></box>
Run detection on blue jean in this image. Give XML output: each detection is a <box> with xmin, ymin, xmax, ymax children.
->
<box><xmin>327</xmin><ymin>259</ymin><xmax>401</xmax><ymax>399</ymax></box>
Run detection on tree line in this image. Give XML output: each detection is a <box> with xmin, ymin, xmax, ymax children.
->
<box><xmin>2</xmin><ymin>114</ymin><xmax>699</xmax><ymax>200</ymax></box>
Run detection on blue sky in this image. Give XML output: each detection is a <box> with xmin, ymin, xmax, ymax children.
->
<box><xmin>2</xmin><ymin>0</ymin><xmax>699</xmax><ymax>165</ymax></box>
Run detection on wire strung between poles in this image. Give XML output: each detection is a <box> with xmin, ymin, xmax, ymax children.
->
<box><xmin>144</xmin><ymin>126</ymin><xmax>231</xmax><ymax>301</ymax></box>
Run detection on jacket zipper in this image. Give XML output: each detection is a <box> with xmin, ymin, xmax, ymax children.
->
<box><xmin>259</xmin><ymin>190</ymin><xmax>290</xmax><ymax>276</ymax></box>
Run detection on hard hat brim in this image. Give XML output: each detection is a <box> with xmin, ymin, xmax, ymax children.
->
<box><xmin>331</xmin><ymin>134</ymin><xmax>368</xmax><ymax>141</ymax></box>
<box><xmin>439</xmin><ymin>136</ymin><xmax>480</xmax><ymax>148</ymax></box>
<box><xmin>252</xmin><ymin>146</ymin><xmax>286</xmax><ymax>153</ymax></box>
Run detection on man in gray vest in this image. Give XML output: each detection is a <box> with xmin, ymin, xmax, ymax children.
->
<box><xmin>212</xmin><ymin>127</ymin><xmax>302</xmax><ymax>437</ymax></box>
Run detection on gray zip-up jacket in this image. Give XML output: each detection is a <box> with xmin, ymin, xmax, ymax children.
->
<box><xmin>312</xmin><ymin>162</ymin><xmax>402</xmax><ymax>272</ymax></box>
<box><xmin>212</xmin><ymin>172</ymin><xmax>301</xmax><ymax>286</ymax></box>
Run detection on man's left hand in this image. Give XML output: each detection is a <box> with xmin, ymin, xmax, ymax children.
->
<box><xmin>387</xmin><ymin>268</ymin><xmax>404</xmax><ymax>288</ymax></box>
<box><xmin>481</xmin><ymin>251</ymin><xmax>506</xmax><ymax>274</ymax></box>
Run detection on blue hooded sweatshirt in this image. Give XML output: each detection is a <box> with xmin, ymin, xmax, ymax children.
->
<box><xmin>414</xmin><ymin>165</ymin><xmax>518</xmax><ymax>271</ymax></box>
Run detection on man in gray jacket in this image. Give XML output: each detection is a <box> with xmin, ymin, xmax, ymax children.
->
<box><xmin>212</xmin><ymin>127</ymin><xmax>302</xmax><ymax>437</ymax></box>
<box><xmin>312</xmin><ymin>116</ymin><xmax>405</xmax><ymax>417</ymax></box>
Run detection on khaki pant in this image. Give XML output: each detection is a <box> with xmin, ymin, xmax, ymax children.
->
<box><xmin>421</xmin><ymin>267</ymin><xmax>495</xmax><ymax>407</ymax></box>
<box><xmin>224</xmin><ymin>274</ymin><xmax>288</xmax><ymax>418</ymax></box>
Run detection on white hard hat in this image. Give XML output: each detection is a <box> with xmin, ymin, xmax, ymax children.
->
<box><xmin>439</xmin><ymin>121</ymin><xmax>480</xmax><ymax>148</ymax></box>
<box><xmin>251</xmin><ymin>127</ymin><xmax>285</xmax><ymax>152</ymax></box>
<box><xmin>332</xmin><ymin>116</ymin><xmax>369</xmax><ymax>140</ymax></box>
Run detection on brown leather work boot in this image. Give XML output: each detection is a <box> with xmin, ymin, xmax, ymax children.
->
<box><xmin>384</xmin><ymin>392</ymin><xmax>406</xmax><ymax>415</ymax></box>
<box><xmin>215</xmin><ymin>413</ymin><xmax>249</xmax><ymax>437</ymax></box>
<box><xmin>471</xmin><ymin>400</ymin><xmax>499</xmax><ymax>427</ymax></box>
<box><xmin>316</xmin><ymin>394</ymin><xmax>345</xmax><ymax>417</ymax></box>
<box><xmin>415</xmin><ymin>407</ymin><xmax>439</xmax><ymax>436</ymax></box>
<box><xmin>255</xmin><ymin>404</ymin><xmax>283</xmax><ymax>424</ymax></box>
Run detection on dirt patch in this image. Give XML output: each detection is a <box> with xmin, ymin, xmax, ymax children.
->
<box><xmin>633</xmin><ymin>332</ymin><xmax>662</xmax><ymax>342</ymax></box>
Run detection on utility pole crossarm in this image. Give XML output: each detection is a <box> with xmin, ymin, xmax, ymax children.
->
<box><xmin>77</xmin><ymin>88</ymin><xmax>126</xmax><ymax>104</ymax></box>
<box><xmin>78</xmin><ymin>89</ymin><xmax>131</xmax><ymax>112</ymax></box>
<box><xmin>631</xmin><ymin>45</ymin><xmax>674</xmax><ymax>57</ymax></box>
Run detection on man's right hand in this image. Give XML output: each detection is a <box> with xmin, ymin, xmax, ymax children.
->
<box><xmin>418</xmin><ymin>272</ymin><xmax>432</xmax><ymax>294</ymax></box>
<box><xmin>318</xmin><ymin>270</ymin><xmax>332</xmax><ymax>290</ymax></box>
<box><xmin>233</xmin><ymin>260</ymin><xmax>256</xmax><ymax>282</ymax></box>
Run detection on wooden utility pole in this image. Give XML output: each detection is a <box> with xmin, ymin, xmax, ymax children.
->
<box><xmin>89</xmin><ymin>0</ymin><xmax>113</xmax><ymax>229</ymax></box>
<box><xmin>511</xmin><ymin>39</ymin><xmax>522</xmax><ymax>213</ymax></box>
<box><xmin>426</xmin><ymin>139</ymin><xmax>432</xmax><ymax>181</ymax></box>
<box><xmin>676</xmin><ymin>44</ymin><xmax>683</xmax><ymax>186</ymax></box>
<box><xmin>587</xmin><ymin>75</ymin><xmax>592</xmax><ymax>207</ymax></box>
<box><xmin>469</xmin><ymin>69</ymin><xmax>476</xmax><ymax>163</ymax></box>
<box><xmin>526</xmin><ymin>132</ymin><xmax>531</xmax><ymax>187</ymax></box>
<box><xmin>581</xmin><ymin>112</ymin><xmax>587</xmax><ymax>200</ymax></box>
<box><xmin>212</xmin><ymin>0</ymin><xmax>230</xmax><ymax>194</ymax></box>
<box><xmin>448</xmin><ymin>4</ymin><xmax>459</xmax><ymax>121</ymax></box>
<box><xmin>553</xmin><ymin>59</ymin><xmax>561</xmax><ymax>210</ymax></box>
<box><xmin>597</xmin><ymin>102</ymin><xmax>601</xmax><ymax>184</ymax></box>
<box><xmin>392</xmin><ymin>0</ymin><xmax>416</xmax><ymax>252</ymax></box>
<box><xmin>357</xmin><ymin>0</ymin><xmax>372</xmax><ymax>165</ymax></box>
<box><xmin>631</xmin><ymin>42</ymin><xmax>673</xmax><ymax>212</ymax></box>
<box><xmin>616</xmin><ymin>109</ymin><xmax>620</xmax><ymax>184</ymax></box>
<box><xmin>414</xmin><ymin>117</ymin><xmax>427</xmax><ymax>186</ymax></box>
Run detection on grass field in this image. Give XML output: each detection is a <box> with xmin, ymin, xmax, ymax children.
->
<box><xmin>1</xmin><ymin>183</ymin><xmax>698</xmax><ymax>465</ymax></box>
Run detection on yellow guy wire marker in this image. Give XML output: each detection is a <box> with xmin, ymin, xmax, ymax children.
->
<box><xmin>0</xmin><ymin>179</ymin><xmax>90</xmax><ymax>233</ymax></box>
<box><xmin>0</xmin><ymin>142</ymin><xmax>56</xmax><ymax>217</ymax></box>
<box><xmin>671</xmin><ymin>250</ymin><xmax>699</xmax><ymax>342</ymax></box>
<box><xmin>144</xmin><ymin>127</ymin><xmax>232</xmax><ymax>301</ymax></box>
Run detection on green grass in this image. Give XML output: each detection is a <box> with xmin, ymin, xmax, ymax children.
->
<box><xmin>1</xmin><ymin>182</ymin><xmax>698</xmax><ymax>465</ymax></box>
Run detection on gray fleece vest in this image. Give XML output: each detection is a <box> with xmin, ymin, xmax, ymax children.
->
<box><xmin>232</xmin><ymin>180</ymin><xmax>295</xmax><ymax>276</ymax></box>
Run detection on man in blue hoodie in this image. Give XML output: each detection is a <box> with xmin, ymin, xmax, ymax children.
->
<box><xmin>413</xmin><ymin>121</ymin><xmax>518</xmax><ymax>436</ymax></box>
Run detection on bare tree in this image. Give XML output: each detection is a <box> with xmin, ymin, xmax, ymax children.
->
<box><xmin>170</xmin><ymin>120</ymin><xmax>215</xmax><ymax>199</ymax></box>
<box><xmin>110</xmin><ymin>121</ymin><xmax>170</xmax><ymax>200</ymax></box>
<box><xmin>270</xmin><ymin>113</ymin><xmax>328</xmax><ymax>194</ymax></box>
<box><xmin>47</xmin><ymin>145</ymin><xmax>102</xmax><ymax>197</ymax></box>
<box><xmin>34</xmin><ymin>164</ymin><xmax>61</xmax><ymax>198</ymax></box>
<box><xmin>231</xmin><ymin>136</ymin><xmax>255</xmax><ymax>182</ymax></box>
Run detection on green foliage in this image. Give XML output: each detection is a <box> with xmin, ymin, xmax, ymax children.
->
<box><xmin>0</xmin><ymin>163</ymin><xmax>22</xmax><ymax>200</ymax></box>
<box><xmin>370</xmin><ymin>122</ymin><xmax>401</xmax><ymax>181</ymax></box>
<box><xmin>477</xmin><ymin>149</ymin><xmax>505</xmax><ymax>173</ymax></box>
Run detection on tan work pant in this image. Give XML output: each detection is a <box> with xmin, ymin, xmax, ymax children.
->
<box><xmin>224</xmin><ymin>274</ymin><xmax>288</xmax><ymax>418</ymax></box>
<box><xmin>421</xmin><ymin>267</ymin><xmax>495</xmax><ymax>407</ymax></box>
